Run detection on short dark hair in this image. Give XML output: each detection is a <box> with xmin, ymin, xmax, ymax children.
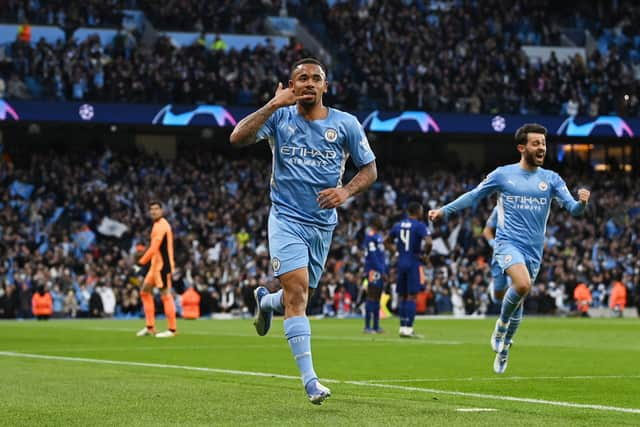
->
<box><xmin>371</xmin><ymin>215</ymin><xmax>384</xmax><ymax>230</ymax></box>
<box><xmin>407</xmin><ymin>201</ymin><xmax>422</xmax><ymax>216</ymax></box>
<box><xmin>515</xmin><ymin>123</ymin><xmax>547</xmax><ymax>145</ymax></box>
<box><xmin>290</xmin><ymin>57</ymin><xmax>327</xmax><ymax>79</ymax></box>
<box><xmin>149</xmin><ymin>200</ymin><xmax>163</xmax><ymax>208</ymax></box>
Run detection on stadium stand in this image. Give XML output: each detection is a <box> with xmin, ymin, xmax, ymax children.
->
<box><xmin>0</xmin><ymin>1</ymin><xmax>639</xmax><ymax>319</ymax></box>
<box><xmin>0</xmin><ymin>147</ymin><xmax>638</xmax><ymax>319</ymax></box>
<box><xmin>1</xmin><ymin>0</ymin><xmax>134</xmax><ymax>28</ymax></box>
<box><xmin>0</xmin><ymin>1</ymin><xmax>638</xmax><ymax>116</ymax></box>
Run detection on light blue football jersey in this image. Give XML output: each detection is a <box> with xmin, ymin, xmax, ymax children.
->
<box><xmin>257</xmin><ymin>105</ymin><xmax>375</xmax><ymax>229</ymax></box>
<box><xmin>443</xmin><ymin>163</ymin><xmax>585</xmax><ymax>263</ymax></box>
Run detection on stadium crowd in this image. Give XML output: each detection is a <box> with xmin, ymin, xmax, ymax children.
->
<box><xmin>2</xmin><ymin>34</ymin><xmax>310</xmax><ymax>105</ymax></box>
<box><xmin>1</xmin><ymin>0</ymin><xmax>136</xmax><ymax>28</ymax></box>
<box><xmin>320</xmin><ymin>0</ymin><xmax>640</xmax><ymax>115</ymax></box>
<box><xmin>2</xmin><ymin>0</ymin><xmax>639</xmax><ymax>117</ymax></box>
<box><xmin>0</xmin><ymin>147</ymin><xmax>638</xmax><ymax>320</ymax></box>
<box><xmin>138</xmin><ymin>0</ymin><xmax>272</xmax><ymax>34</ymax></box>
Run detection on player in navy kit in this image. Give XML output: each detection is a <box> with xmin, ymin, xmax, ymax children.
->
<box><xmin>429</xmin><ymin>123</ymin><xmax>590</xmax><ymax>373</ymax></box>
<box><xmin>362</xmin><ymin>216</ymin><xmax>387</xmax><ymax>333</ymax></box>
<box><xmin>387</xmin><ymin>202</ymin><xmax>432</xmax><ymax>338</ymax></box>
<box><xmin>230</xmin><ymin>58</ymin><xmax>377</xmax><ymax>403</ymax></box>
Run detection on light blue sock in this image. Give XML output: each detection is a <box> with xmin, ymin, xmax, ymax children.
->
<box><xmin>505</xmin><ymin>303</ymin><xmax>523</xmax><ymax>345</ymax></box>
<box><xmin>260</xmin><ymin>289</ymin><xmax>284</xmax><ymax>313</ymax></box>
<box><xmin>499</xmin><ymin>287</ymin><xmax>524</xmax><ymax>324</ymax></box>
<box><xmin>284</xmin><ymin>316</ymin><xmax>318</xmax><ymax>387</ymax></box>
<box><xmin>406</xmin><ymin>300</ymin><xmax>417</xmax><ymax>327</ymax></box>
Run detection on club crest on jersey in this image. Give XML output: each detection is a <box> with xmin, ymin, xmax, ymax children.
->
<box><xmin>324</xmin><ymin>128</ymin><xmax>338</xmax><ymax>142</ymax></box>
<box><xmin>271</xmin><ymin>257</ymin><xmax>281</xmax><ymax>272</ymax></box>
<box><xmin>538</xmin><ymin>181</ymin><xmax>548</xmax><ymax>191</ymax></box>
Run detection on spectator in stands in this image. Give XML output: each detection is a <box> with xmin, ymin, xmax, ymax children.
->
<box><xmin>211</xmin><ymin>34</ymin><xmax>227</xmax><ymax>52</ymax></box>
<box><xmin>50</xmin><ymin>283</ymin><xmax>65</xmax><ymax>318</ymax></box>
<box><xmin>6</xmin><ymin>74</ymin><xmax>30</xmax><ymax>100</ymax></box>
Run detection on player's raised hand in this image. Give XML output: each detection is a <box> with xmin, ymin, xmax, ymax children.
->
<box><xmin>271</xmin><ymin>82</ymin><xmax>314</xmax><ymax>108</ymax></box>
<box><xmin>577</xmin><ymin>188</ymin><xmax>590</xmax><ymax>204</ymax></box>
<box><xmin>318</xmin><ymin>188</ymin><xmax>349</xmax><ymax>209</ymax></box>
<box><xmin>428</xmin><ymin>209</ymin><xmax>444</xmax><ymax>223</ymax></box>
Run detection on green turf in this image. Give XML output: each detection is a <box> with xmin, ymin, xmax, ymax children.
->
<box><xmin>1</xmin><ymin>317</ymin><xmax>639</xmax><ymax>426</ymax></box>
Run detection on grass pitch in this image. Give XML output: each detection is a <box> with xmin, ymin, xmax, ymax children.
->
<box><xmin>1</xmin><ymin>317</ymin><xmax>639</xmax><ymax>426</ymax></box>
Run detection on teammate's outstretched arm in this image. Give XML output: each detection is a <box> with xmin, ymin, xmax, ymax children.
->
<box><xmin>229</xmin><ymin>82</ymin><xmax>313</xmax><ymax>147</ymax></box>
<box><xmin>429</xmin><ymin>170</ymin><xmax>501</xmax><ymax>222</ymax></box>
<box><xmin>317</xmin><ymin>160</ymin><xmax>377</xmax><ymax>209</ymax></box>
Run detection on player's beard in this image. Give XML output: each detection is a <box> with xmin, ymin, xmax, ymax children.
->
<box><xmin>524</xmin><ymin>148</ymin><xmax>545</xmax><ymax>167</ymax></box>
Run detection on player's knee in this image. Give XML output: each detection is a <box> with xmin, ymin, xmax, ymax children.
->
<box><xmin>513</xmin><ymin>277</ymin><xmax>531</xmax><ymax>295</ymax></box>
<box><xmin>493</xmin><ymin>289</ymin><xmax>506</xmax><ymax>301</ymax></box>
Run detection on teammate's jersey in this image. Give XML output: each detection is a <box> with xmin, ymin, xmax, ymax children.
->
<box><xmin>363</xmin><ymin>228</ymin><xmax>386</xmax><ymax>273</ymax></box>
<box><xmin>139</xmin><ymin>217</ymin><xmax>175</xmax><ymax>271</ymax></box>
<box><xmin>390</xmin><ymin>218</ymin><xmax>430</xmax><ymax>269</ymax></box>
<box><xmin>486</xmin><ymin>206</ymin><xmax>498</xmax><ymax>230</ymax></box>
<box><xmin>442</xmin><ymin>163</ymin><xmax>585</xmax><ymax>263</ymax></box>
<box><xmin>257</xmin><ymin>105</ymin><xmax>375</xmax><ymax>229</ymax></box>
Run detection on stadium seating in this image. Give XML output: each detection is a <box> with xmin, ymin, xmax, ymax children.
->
<box><xmin>1</xmin><ymin>1</ymin><xmax>638</xmax><ymax>117</ymax></box>
<box><xmin>0</xmin><ymin>148</ymin><xmax>637</xmax><ymax>319</ymax></box>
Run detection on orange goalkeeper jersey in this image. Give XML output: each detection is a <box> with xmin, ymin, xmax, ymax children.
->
<box><xmin>139</xmin><ymin>217</ymin><xmax>174</xmax><ymax>272</ymax></box>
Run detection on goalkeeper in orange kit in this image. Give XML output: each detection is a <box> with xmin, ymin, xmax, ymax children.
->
<box><xmin>134</xmin><ymin>201</ymin><xmax>177</xmax><ymax>338</ymax></box>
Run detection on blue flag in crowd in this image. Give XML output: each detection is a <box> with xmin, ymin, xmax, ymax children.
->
<box><xmin>9</xmin><ymin>180</ymin><xmax>35</xmax><ymax>199</ymax></box>
<box><xmin>47</xmin><ymin>207</ymin><xmax>65</xmax><ymax>226</ymax></box>
<box><xmin>73</xmin><ymin>229</ymin><xmax>96</xmax><ymax>251</ymax></box>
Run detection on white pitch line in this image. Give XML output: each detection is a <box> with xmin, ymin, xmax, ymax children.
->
<box><xmin>84</xmin><ymin>327</ymin><xmax>463</xmax><ymax>345</ymax></box>
<box><xmin>456</xmin><ymin>408</ymin><xmax>497</xmax><ymax>412</ymax></box>
<box><xmin>0</xmin><ymin>351</ymin><xmax>338</xmax><ymax>384</ymax></box>
<box><xmin>2</xmin><ymin>351</ymin><xmax>640</xmax><ymax>415</ymax></box>
<box><xmin>359</xmin><ymin>374</ymin><xmax>640</xmax><ymax>383</ymax></box>
<box><xmin>346</xmin><ymin>381</ymin><xmax>640</xmax><ymax>414</ymax></box>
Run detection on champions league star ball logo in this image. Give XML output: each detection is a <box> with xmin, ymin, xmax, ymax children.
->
<box><xmin>491</xmin><ymin>115</ymin><xmax>506</xmax><ymax>132</ymax></box>
<box><xmin>271</xmin><ymin>257</ymin><xmax>281</xmax><ymax>272</ymax></box>
<box><xmin>324</xmin><ymin>128</ymin><xmax>338</xmax><ymax>142</ymax></box>
<box><xmin>78</xmin><ymin>104</ymin><xmax>94</xmax><ymax>120</ymax></box>
<box><xmin>538</xmin><ymin>181</ymin><xmax>548</xmax><ymax>191</ymax></box>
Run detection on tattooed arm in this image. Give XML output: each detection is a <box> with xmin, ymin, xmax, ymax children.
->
<box><xmin>317</xmin><ymin>161</ymin><xmax>377</xmax><ymax>209</ymax></box>
<box><xmin>230</xmin><ymin>83</ymin><xmax>310</xmax><ymax>147</ymax></box>
<box><xmin>229</xmin><ymin>102</ymin><xmax>278</xmax><ymax>147</ymax></box>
